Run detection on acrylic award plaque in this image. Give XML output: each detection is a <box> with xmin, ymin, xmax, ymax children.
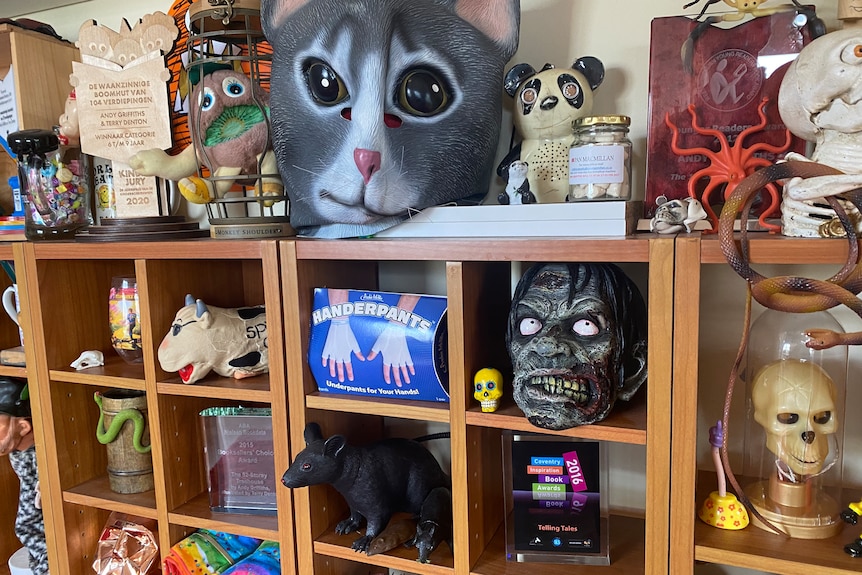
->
<box><xmin>503</xmin><ymin>432</ymin><xmax>609</xmax><ymax>565</ymax></box>
<box><xmin>200</xmin><ymin>407</ymin><xmax>277</xmax><ymax>515</ymax></box>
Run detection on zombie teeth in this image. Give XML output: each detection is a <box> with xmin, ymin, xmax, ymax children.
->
<box><xmin>534</xmin><ymin>375</ymin><xmax>589</xmax><ymax>404</ymax></box>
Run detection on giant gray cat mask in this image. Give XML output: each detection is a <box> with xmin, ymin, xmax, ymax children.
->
<box><xmin>507</xmin><ymin>263</ymin><xmax>648</xmax><ymax>430</ymax></box>
<box><xmin>261</xmin><ymin>0</ymin><xmax>520</xmax><ymax>238</ymax></box>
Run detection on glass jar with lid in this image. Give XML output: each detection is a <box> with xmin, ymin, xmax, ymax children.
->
<box><xmin>568</xmin><ymin>115</ymin><xmax>632</xmax><ymax>202</ymax></box>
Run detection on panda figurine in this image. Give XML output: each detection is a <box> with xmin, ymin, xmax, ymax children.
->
<box><xmin>497</xmin><ymin>57</ymin><xmax>605</xmax><ymax>204</ymax></box>
<box><xmin>497</xmin><ymin>160</ymin><xmax>535</xmax><ymax>205</ymax></box>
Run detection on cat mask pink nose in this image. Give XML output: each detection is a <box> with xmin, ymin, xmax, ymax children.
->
<box><xmin>354</xmin><ymin>148</ymin><xmax>382</xmax><ymax>184</ymax></box>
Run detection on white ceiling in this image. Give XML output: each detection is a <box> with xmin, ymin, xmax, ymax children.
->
<box><xmin>1</xmin><ymin>0</ymin><xmax>86</xmax><ymax>19</ymax></box>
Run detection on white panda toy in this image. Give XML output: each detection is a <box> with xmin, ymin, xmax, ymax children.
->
<box><xmin>498</xmin><ymin>160</ymin><xmax>535</xmax><ymax>205</ymax></box>
<box><xmin>497</xmin><ymin>58</ymin><xmax>605</xmax><ymax>203</ymax></box>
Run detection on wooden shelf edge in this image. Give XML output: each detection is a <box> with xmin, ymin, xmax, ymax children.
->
<box><xmin>693</xmin><ymin>470</ymin><xmax>862</xmax><ymax>574</ymax></box>
<box><xmin>306</xmin><ymin>392</ymin><xmax>450</xmax><ymax>423</ymax></box>
<box><xmin>167</xmin><ymin>509</ymin><xmax>280</xmax><ymax>541</ymax></box>
<box><xmin>156</xmin><ymin>381</ymin><xmax>272</xmax><ymax>402</ymax></box>
<box><xmin>293</xmin><ymin>236</ymin><xmax>653</xmax><ymax>262</ymax></box>
<box><xmin>313</xmin><ymin>531</ymin><xmax>454</xmax><ymax>574</ymax></box>
<box><xmin>62</xmin><ymin>476</ymin><xmax>157</xmax><ymax>520</ymax></box>
<box><xmin>470</xmin><ymin>514</ymin><xmax>645</xmax><ymax>575</ymax></box>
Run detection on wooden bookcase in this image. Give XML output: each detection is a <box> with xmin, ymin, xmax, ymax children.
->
<box><xmin>0</xmin><ymin>242</ymin><xmax>29</xmax><ymax>575</ymax></box>
<box><xmin>18</xmin><ymin>240</ymin><xmax>296</xmax><ymax>575</ymax></box>
<box><xmin>280</xmin><ymin>236</ymin><xmax>674</xmax><ymax>575</ymax></box>
<box><xmin>670</xmin><ymin>235</ymin><xmax>862</xmax><ymax>575</ymax></box>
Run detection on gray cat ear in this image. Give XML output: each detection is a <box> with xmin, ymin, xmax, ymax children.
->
<box><xmin>455</xmin><ymin>0</ymin><xmax>520</xmax><ymax>59</ymax></box>
<box><xmin>261</xmin><ymin>0</ymin><xmax>311</xmax><ymax>37</ymax></box>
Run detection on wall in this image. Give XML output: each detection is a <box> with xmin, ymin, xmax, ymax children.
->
<box><xmin>10</xmin><ymin>2</ymin><xmax>854</xmax><ymax>574</ymax></box>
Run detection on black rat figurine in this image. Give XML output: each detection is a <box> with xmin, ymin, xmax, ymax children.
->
<box><xmin>282</xmin><ymin>422</ymin><xmax>451</xmax><ymax>554</ymax></box>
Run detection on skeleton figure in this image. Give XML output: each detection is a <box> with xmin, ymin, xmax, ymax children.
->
<box><xmin>778</xmin><ymin>27</ymin><xmax>862</xmax><ymax>237</ymax></box>
<box><xmin>506</xmin><ymin>263</ymin><xmax>648</xmax><ymax>430</ymax></box>
<box><xmin>751</xmin><ymin>359</ymin><xmax>839</xmax><ymax>482</ymax></box>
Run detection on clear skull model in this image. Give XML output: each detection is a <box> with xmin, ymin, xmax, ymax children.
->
<box><xmin>473</xmin><ymin>367</ymin><xmax>503</xmax><ymax>412</ymax></box>
<box><xmin>751</xmin><ymin>359</ymin><xmax>838</xmax><ymax>480</ymax></box>
<box><xmin>506</xmin><ymin>263</ymin><xmax>648</xmax><ymax>430</ymax></box>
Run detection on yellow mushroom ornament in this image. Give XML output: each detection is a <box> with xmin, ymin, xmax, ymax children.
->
<box><xmin>474</xmin><ymin>368</ymin><xmax>503</xmax><ymax>413</ymax></box>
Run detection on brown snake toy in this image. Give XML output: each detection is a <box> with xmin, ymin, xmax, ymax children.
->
<box><xmin>717</xmin><ymin>159</ymin><xmax>862</xmax><ymax>534</ymax></box>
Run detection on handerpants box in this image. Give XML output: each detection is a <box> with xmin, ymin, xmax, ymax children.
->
<box><xmin>308</xmin><ymin>288</ymin><xmax>449</xmax><ymax>402</ymax></box>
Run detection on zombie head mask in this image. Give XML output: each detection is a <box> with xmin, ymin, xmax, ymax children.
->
<box><xmin>506</xmin><ymin>263</ymin><xmax>647</xmax><ymax>429</ymax></box>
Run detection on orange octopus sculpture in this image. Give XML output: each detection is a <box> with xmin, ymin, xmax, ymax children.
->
<box><xmin>664</xmin><ymin>97</ymin><xmax>791</xmax><ymax>232</ymax></box>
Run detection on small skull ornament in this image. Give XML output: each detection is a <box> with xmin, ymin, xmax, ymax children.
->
<box><xmin>507</xmin><ymin>263</ymin><xmax>648</xmax><ymax>430</ymax></box>
<box><xmin>474</xmin><ymin>367</ymin><xmax>503</xmax><ymax>412</ymax></box>
<box><xmin>752</xmin><ymin>359</ymin><xmax>838</xmax><ymax>479</ymax></box>
<box><xmin>70</xmin><ymin>350</ymin><xmax>105</xmax><ymax>370</ymax></box>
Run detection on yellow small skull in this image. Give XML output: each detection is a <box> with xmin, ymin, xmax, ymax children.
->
<box><xmin>474</xmin><ymin>367</ymin><xmax>503</xmax><ymax>412</ymax></box>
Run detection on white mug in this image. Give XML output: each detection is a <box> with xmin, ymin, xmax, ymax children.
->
<box><xmin>3</xmin><ymin>284</ymin><xmax>19</xmax><ymax>326</ymax></box>
<box><xmin>2</xmin><ymin>284</ymin><xmax>23</xmax><ymax>346</ymax></box>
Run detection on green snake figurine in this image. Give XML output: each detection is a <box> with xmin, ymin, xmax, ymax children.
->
<box><xmin>94</xmin><ymin>392</ymin><xmax>152</xmax><ymax>454</ymax></box>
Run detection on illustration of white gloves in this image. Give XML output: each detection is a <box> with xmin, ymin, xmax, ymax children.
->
<box><xmin>321</xmin><ymin>319</ymin><xmax>365</xmax><ymax>382</ymax></box>
<box><xmin>367</xmin><ymin>325</ymin><xmax>415</xmax><ymax>386</ymax></box>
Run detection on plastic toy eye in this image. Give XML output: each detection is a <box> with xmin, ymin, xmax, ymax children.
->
<box><xmin>301</xmin><ymin>462</ymin><xmax>311</xmax><ymax>471</ymax></box>
<box><xmin>304</xmin><ymin>59</ymin><xmax>348</xmax><ymax>105</ymax></box>
<box><xmin>398</xmin><ymin>68</ymin><xmax>450</xmax><ymax>117</ymax></box>
<box><xmin>561</xmin><ymin>81</ymin><xmax>580</xmax><ymax>100</ymax></box>
<box><xmin>813</xmin><ymin>411</ymin><xmax>832</xmax><ymax>425</ymax></box>
<box><xmin>172</xmin><ymin>323</ymin><xmax>182</xmax><ymax>336</ymax></box>
<box><xmin>777</xmin><ymin>413</ymin><xmax>799</xmax><ymax>425</ymax></box>
<box><xmin>519</xmin><ymin>317</ymin><xmax>542</xmax><ymax>336</ymax></box>
<box><xmin>475</xmin><ymin>383</ymin><xmax>483</xmax><ymax>391</ymax></box>
<box><xmin>200</xmin><ymin>87</ymin><xmax>216</xmax><ymax>111</ymax></box>
<box><xmin>520</xmin><ymin>87</ymin><xmax>538</xmax><ymax>106</ymax></box>
<box><xmin>487</xmin><ymin>382</ymin><xmax>496</xmax><ymax>390</ymax></box>
<box><xmin>840</xmin><ymin>44</ymin><xmax>862</xmax><ymax>64</ymax></box>
<box><xmin>222</xmin><ymin>76</ymin><xmax>246</xmax><ymax>98</ymax></box>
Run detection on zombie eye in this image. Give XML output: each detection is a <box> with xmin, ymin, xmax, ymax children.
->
<box><xmin>520</xmin><ymin>87</ymin><xmax>538</xmax><ymax>106</ymax></box>
<box><xmin>304</xmin><ymin>59</ymin><xmax>348</xmax><ymax>105</ymax></box>
<box><xmin>222</xmin><ymin>77</ymin><xmax>245</xmax><ymax>98</ymax></box>
<box><xmin>813</xmin><ymin>411</ymin><xmax>832</xmax><ymax>425</ymax></box>
<box><xmin>487</xmin><ymin>382</ymin><xmax>496</xmax><ymax>390</ymax></box>
<box><xmin>573</xmin><ymin>318</ymin><xmax>600</xmax><ymax>336</ymax></box>
<box><xmin>398</xmin><ymin>68</ymin><xmax>451</xmax><ymax>117</ymax></box>
<box><xmin>200</xmin><ymin>87</ymin><xmax>215</xmax><ymax>111</ymax></box>
<box><xmin>519</xmin><ymin>317</ymin><xmax>542</xmax><ymax>336</ymax></box>
<box><xmin>777</xmin><ymin>413</ymin><xmax>799</xmax><ymax>425</ymax></box>
<box><xmin>561</xmin><ymin>81</ymin><xmax>580</xmax><ymax>100</ymax></box>
<box><xmin>301</xmin><ymin>462</ymin><xmax>311</xmax><ymax>471</ymax></box>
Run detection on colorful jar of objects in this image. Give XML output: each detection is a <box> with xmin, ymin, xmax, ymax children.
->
<box><xmin>7</xmin><ymin>129</ymin><xmax>91</xmax><ymax>240</ymax></box>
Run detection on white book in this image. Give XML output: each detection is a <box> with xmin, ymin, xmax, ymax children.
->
<box><xmin>376</xmin><ymin>202</ymin><xmax>640</xmax><ymax>238</ymax></box>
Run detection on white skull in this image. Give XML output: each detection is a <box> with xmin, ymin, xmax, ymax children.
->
<box><xmin>752</xmin><ymin>359</ymin><xmax>838</xmax><ymax>477</ymax></box>
<box><xmin>70</xmin><ymin>350</ymin><xmax>105</xmax><ymax>370</ymax></box>
<box><xmin>474</xmin><ymin>367</ymin><xmax>503</xmax><ymax>412</ymax></box>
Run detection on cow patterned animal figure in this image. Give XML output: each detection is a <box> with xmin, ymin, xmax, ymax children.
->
<box><xmin>158</xmin><ymin>294</ymin><xmax>268</xmax><ymax>384</ymax></box>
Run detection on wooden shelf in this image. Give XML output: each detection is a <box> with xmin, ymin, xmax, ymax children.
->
<box><xmin>156</xmin><ymin>375</ymin><xmax>272</xmax><ymax>402</ymax></box>
<box><xmin>314</xmin><ymin>523</ymin><xmax>455</xmax><ymax>573</ymax></box>
<box><xmin>694</xmin><ymin>472</ymin><xmax>861</xmax><ymax>574</ymax></box>
<box><xmin>699</xmin><ymin>233</ymin><xmax>861</xmax><ymax>264</ymax></box>
<box><xmin>63</xmin><ymin>475</ymin><xmax>157</xmax><ymax>519</ymax></box>
<box><xmin>168</xmin><ymin>492</ymin><xmax>280</xmax><ymax>541</ymax></box>
<box><xmin>470</xmin><ymin>514</ymin><xmax>645</xmax><ymax>575</ymax></box>
<box><xmin>294</xmin><ymin>236</ymin><xmax>654</xmax><ymax>262</ymax></box>
<box><xmin>306</xmin><ymin>391</ymin><xmax>450</xmax><ymax>422</ymax></box>
<box><xmin>465</xmin><ymin>391</ymin><xmax>647</xmax><ymax>445</ymax></box>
